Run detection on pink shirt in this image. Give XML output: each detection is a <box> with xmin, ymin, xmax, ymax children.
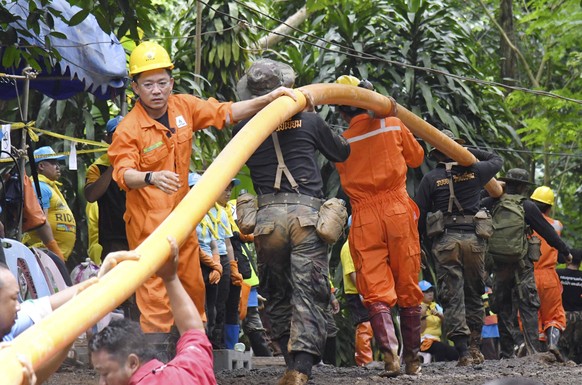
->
<box><xmin>129</xmin><ymin>329</ymin><xmax>216</xmax><ymax>385</ymax></box>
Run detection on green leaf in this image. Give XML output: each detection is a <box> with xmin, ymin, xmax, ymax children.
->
<box><xmin>48</xmin><ymin>31</ymin><xmax>67</xmax><ymax>40</ymax></box>
<box><xmin>1</xmin><ymin>46</ymin><xmax>20</xmax><ymax>68</ymax></box>
<box><xmin>56</xmin><ymin>100</ymin><xmax>67</xmax><ymax>121</ymax></box>
<box><xmin>67</xmin><ymin>9</ymin><xmax>91</xmax><ymax>27</ymax></box>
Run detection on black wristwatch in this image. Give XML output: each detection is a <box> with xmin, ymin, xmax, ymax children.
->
<box><xmin>144</xmin><ymin>172</ymin><xmax>154</xmax><ymax>185</ymax></box>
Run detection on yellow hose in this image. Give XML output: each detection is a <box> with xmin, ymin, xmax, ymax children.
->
<box><xmin>0</xmin><ymin>84</ymin><xmax>500</xmax><ymax>384</ymax></box>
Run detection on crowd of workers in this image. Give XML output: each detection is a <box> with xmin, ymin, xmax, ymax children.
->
<box><xmin>0</xmin><ymin>41</ymin><xmax>581</xmax><ymax>385</ymax></box>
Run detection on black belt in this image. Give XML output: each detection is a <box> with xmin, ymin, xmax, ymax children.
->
<box><xmin>444</xmin><ymin>214</ymin><xmax>474</xmax><ymax>226</ymax></box>
<box><xmin>444</xmin><ymin>227</ymin><xmax>475</xmax><ymax>235</ymax></box>
<box><xmin>257</xmin><ymin>193</ymin><xmax>323</xmax><ymax>210</ymax></box>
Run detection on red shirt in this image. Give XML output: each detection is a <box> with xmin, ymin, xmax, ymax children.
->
<box><xmin>129</xmin><ymin>329</ymin><xmax>216</xmax><ymax>385</ymax></box>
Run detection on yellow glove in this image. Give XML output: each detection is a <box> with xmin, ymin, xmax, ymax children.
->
<box><xmin>230</xmin><ymin>260</ymin><xmax>244</xmax><ymax>286</ymax></box>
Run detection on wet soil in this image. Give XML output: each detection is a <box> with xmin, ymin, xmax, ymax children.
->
<box><xmin>47</xmin><ymin>353</ymin><xmax>581</xmax><ymax>385</ymax></box>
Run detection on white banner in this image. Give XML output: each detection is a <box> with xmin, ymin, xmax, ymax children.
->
<box><xmin>1</xmin><ymin>124</ymin><xmax>11</xmax><ymax>158</ymax></box>
<box><xmin>69</xmin><ymin>142</ymin><xmax>77</xmax><ymax>170</ymax></box>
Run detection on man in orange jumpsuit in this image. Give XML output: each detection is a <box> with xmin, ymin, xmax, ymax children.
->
<box><xmin>108</xmin><ymin>41</ymin><xmax>297</xmax><ymax>332</ymax></box>
<box><xmin>334</xmin><ymin>75</ymin><xmax>425</xmax><ymax>377</ymax></box>
<box><xmin>530</xmin><ymin>186</ymin><xmax>572</xmax><ymax>361</ymax></box>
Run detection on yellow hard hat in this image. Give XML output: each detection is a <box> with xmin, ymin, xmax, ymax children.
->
<box><xmin>530</xmin><ymin>186</ymin><xmax>555</xmax><ymax>206</ymax></box>
<box><xmin>336</xmin><ymin>75</ymin><xmax>361</xmax><ymax>87</ymax></box>
<box><xmin>129</xmin><ymin>41</ymin><xmax>174</xmax><ymax>77</ymax></box>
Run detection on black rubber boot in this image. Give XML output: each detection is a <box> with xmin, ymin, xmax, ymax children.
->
<box><xmin>400</xmin><ymin>306</ymin><xmax>422</xmax><ymax>375</ymax></box>
<box><xmin>248</xmin><ymin>331</ymin><xmax>273</xmax><ymax>357</ymax></box>
<box><xmin>546</xmin><ymin>326</ymin><xmax>564</xmax><ymax>362</ymax></box>
<box><xmin>368</xmin><ymin>302</ymin><xmax>400</xmax><ymax>377</ymax></box>
<box><xmin>322</xmin><ymin>336</ymin><xmax>337</xmax><ymax>366</ymax></box>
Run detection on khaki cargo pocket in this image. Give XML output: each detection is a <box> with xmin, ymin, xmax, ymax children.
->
<box><xmin>254</xmin><ymin>222</ymin><xmax>275</xmax><ymax>236</ymax></box>
<box><xmin>433</xmin><ymin>241</ymin><xmax>457</xmax><ymax>264</ymax></box>
<box><xmin>297</xmin><ymin>214</ymin><xmax>318</xmax><ymax>228</ymax></box>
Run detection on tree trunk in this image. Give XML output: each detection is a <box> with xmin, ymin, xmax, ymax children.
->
<box><xmin>254</xmin><ymin>6</ymin><xmax>308</xmax><ymax>50</ymax></box>
<box><xmin>499</xmin><ymin>0</ymin><xmax>517</xmax><ymax>83</ymax></box>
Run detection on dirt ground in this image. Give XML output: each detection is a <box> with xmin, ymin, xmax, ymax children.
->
<box><xmin>46</xmin><ymin>353</ymin><xmax>581</xmax><ymax>385</ymax></box>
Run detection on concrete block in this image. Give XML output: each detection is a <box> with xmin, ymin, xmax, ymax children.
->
<box><xmin>213</xmin><ymin>349</ymin><xmax>252</xmax><ymax>371</ymax></box>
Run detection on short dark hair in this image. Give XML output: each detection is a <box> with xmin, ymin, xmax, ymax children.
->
<box><xmin>89</xmin><ymin>318</ymin><xmax>155</xmax><ymax>363</ymax></box>
<box><xmin>532</xmin><ymin>200</ymin><xmax>551</xmax><ymax>214</ymax></box>
<box><xmin>338</xmin><ymin>105</ymin><xmax>367</xmax><ymax>118</ymax></box>
<box><xmin>571</xmin><ymin>249</ymin><xmax>582</xmax><ymax>266</ymax></box>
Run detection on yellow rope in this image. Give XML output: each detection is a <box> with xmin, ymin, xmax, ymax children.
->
<box><xmin>0</xmin><ymin>121</ymin><xmax>109</xmax><ymax>163</ymax></box>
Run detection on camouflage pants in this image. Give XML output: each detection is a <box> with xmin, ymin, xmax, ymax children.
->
<box><xmin>492</xmin><ymin>257</ymin><xmax>541</xmax><ymax>356</ymax></box>
<box><xmin>254</xmin><ymin>203</ymin><xmax>330</xmax><ymax>357</ymax></box>
<box><xmin>432</xmin><ymin>230</ymin><xmax>486</xmax><ymax>340</ymax></box>
<box><xmin>558</xmin><ymin>311</ymin><xmax>582</xmax><ymax>364</ymax></box>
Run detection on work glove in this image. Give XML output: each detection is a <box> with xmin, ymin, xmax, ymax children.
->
<box><xmin>234</xmin><ymin>231</ymin><xmax>254</xmax><ymax>243</ymax></box>
<box><xmin>208</xmin><ymin>254</ymin><xmax>223</xmax><ymax>284</ymax></box>
<box><xmin>199</xmin><ymin>250</ymin><xmax>223</xmax><ymax>274</ymax></box>
<box><xmin>200</xmin><ymin>251</ymin><xmax>223</xmax><ymax>285</ymax></box>
<box><xmin>45</xmin><ymin>239</ymin><xmax>65</xmax><ymax>261</ymax></box>
<box><xmin>230</xmin><ymin>260</ymin><xmax>244</xmax><ymax>286</ymax></box>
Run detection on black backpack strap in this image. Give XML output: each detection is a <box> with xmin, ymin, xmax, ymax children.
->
<box><xmin>271</xmin><ymin>132</ymin><xmax>299</xmax><ymax>193</ymax></box>
<box><xmin>443</xmin><ymin>162</ymin><xmax>464</xmax><ymax>214</ymax></box>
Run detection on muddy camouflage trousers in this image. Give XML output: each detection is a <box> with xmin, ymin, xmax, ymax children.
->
<box><xmin>558</xmin><ymin>311</ymin><xmax>582</xmax><ymax>364</ymax></box>
<box><xmin>491</xmin><ymin>256</ymin><xmax>541</xmax><ymax>356</ymax></box>
<box><xmin>254</xmin><ymin>203</ymin><xmax>330</xmax><ymax>357</ymax></box>
<box><xmin>432</xmin><ymin>231</ymin><xmax>486</xmax><ymax>340</ymax></box>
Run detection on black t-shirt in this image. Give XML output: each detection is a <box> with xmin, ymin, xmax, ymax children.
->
<box><xmin>96</xmin><ymin>164</ymin><xmax>127</xmax><ymax>243</ymax></box>
<box><xmin>232</xmin><ymin>112</ymin><xmax>350</xmax><ymax>198</ymax></box>
<box><xmin>415</xmin><ymin>148</ymin><xmax>503</xmax><ymax>234</ymax></box>
<box><xmin>557</xmin><ymin>268</ymin><xmax>582</xmax><ymax>312</ymax></box>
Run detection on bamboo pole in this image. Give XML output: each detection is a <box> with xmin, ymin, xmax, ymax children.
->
<box><xmin>0</xmin><ymin>84</ymin><xmax>501</xmax><ymax>384</ymax></box>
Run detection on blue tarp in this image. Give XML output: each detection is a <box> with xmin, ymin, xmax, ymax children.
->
<box><xmin>0</xmin><ymin>0</ymin><xmax>127</xmax><ymax>100</ymax></box>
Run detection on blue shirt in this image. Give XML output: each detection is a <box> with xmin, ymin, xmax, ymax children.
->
<box><xmin>37</xmin><ymin>180</ymin><xmax>53</xmax><ymax>210</ymax></box>
<box><xmin>196</xmin><ymin>214</ymin><xmax>216</xmax><ymax>257</ymax></box>
<box><xmin>207</xmin><ymin>205</ymin><xmax>232</xmax><ymax>255</ymax></box>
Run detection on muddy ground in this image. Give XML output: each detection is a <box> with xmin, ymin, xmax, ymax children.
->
<box><xmin>47</xmin><ymin>353</ymin><xmax>581</xmax><ymax>385</ymax></box>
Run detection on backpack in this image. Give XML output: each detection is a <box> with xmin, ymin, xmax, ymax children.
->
<box><xmin>487</xmin><ymin>194</ymin><xmax>529</xmax><ymax>264</ymax></box>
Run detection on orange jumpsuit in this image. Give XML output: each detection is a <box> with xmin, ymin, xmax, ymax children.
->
<box><xmin>109</xmin><ymin>94</ymin><xmax>233</xmax><ymax>332</ymax></box>
<box><xmin>335</xmin><ymin>115</ymin><xmax>424</xmax><ymax>308</ymax></box>
<box><xmin>533</xmin><ymin>214</ymin><xmax>566</xmax><ymax>334</ymax></box>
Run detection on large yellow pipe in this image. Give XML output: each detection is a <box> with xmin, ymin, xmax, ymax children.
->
<box><xmin>300</xmin><ymin>84</ymin><xmax>503</xmax><ymax>197</ymax></box>
<box><xmin>0</xmin><ymin>91</ymin><xmax>307</xmax><ymax>385</ymax></box>
<box><xmin>1</xmin><ymin>84</ymin><xmax>500</xmax><ymax>384</ymax></box>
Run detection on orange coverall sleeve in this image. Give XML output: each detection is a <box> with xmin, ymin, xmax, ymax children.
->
<box><xmin>185</xmin><ymin>95</ymin><xmax>235</xmax><ymax>127</ymax></box>
<box><xmin>108</xmin><ymin>124</ymin><xmax>142</xmax><ymax>192</ymax></box>
<box><xmin>398</xmin><ymin>120</ymin><xmax>425</xmax><ymax>168</ymax></box>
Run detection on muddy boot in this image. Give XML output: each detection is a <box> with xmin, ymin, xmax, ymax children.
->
<box><xmin>453</xmin><ymin>335</ymin><xmax>472</xmax><ymax>367</ymax></box>
<box><xmin>369</xmin><ymin>302</ymin><xmax>400</xmax><ymax>377</ymax></box>
<box><xmin>277</xmin><ymin>370</ymin><xmax>309</xmax><ymax>385</ymax></box>
<box><xmin>469</xmin><ymin>330</ymin><xmax>485</xmax><ymax>364</ymax></box>
<box><xmin>400</xmin><ymin>306</ymin><xmax>422</xmax><ymax>375</ymax></box>
<box><xmin>546</xmin><ymin>327</ymin><xmax>565</xmax><ymax>362</ymax></box>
